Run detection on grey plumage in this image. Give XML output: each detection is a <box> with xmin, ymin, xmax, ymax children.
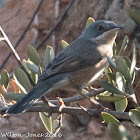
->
<box><xmin>6</xmin><ymin>20</ymin><xmax>122</xmax><ymax>114</ymax></box>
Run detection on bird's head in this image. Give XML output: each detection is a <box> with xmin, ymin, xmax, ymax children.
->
<box><xmin>79</xmin><ymin>20</ymin><xmax>123</xmax><ymax>44</ymax></box>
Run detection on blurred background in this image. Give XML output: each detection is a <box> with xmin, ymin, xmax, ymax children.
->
<box><xmin>0</xmin><ymin>0</ymin><xmax>140</xmax><ymax>140</ymax></box>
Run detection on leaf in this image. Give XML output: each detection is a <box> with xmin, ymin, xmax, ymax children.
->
<box><xmin>14</xmin><ymin>68</ymin><xmax>33</xmax><ymax>93</ymax></box>
<box><xmin>86</xmin><ymin>17</ymin><xmax>95</xmax><ymax>27</ymax></box>
<box><xmin>123</xmin><ymin>56</ymin><xmax>136</xmax><ymax>83</ymax></box>
<box><xmin>97</xmin><ymin>94</ymin><xmax>125</xmax><ymax>102</ymax></box>
<box><xmin>10</xmin><ymin>79</ymin><xmax>20</xmax><ymax>93</ymax></box>
<box><xmin>26</xmin><ymin>60</ymin><xmax>39</xmax><ymax>74</ymax></box>
<box><xmin>27</xmin><ymin>44</ymin><xmax>44</xmax><ymax>68</ymax></box>
<box><xmin>22</xmin><ymin>59</ymin><xmax>31</xmax><ymax>73</ymax></box>
<box><xmin>116</xmin><ymin>57</ymin><xmax>132</xmax><ymax>83</ymax></box>
<box><xmin>106</xmin><ymin>68</ymin><xmax>115</xmax><ymax>83</ymax></box>
<box><xmin>118</xmin><ymin>35</ymin><xmax>129</xmax><ymax>56</ymax></box>
<box><xmin>127</xmin><ymin>7</ymin><xmax>140</xmax><ymax>25</ymax></box>
<box><xmin>39</xmin><ymin>112</ymin><xmax>52</xmax><ymax>133</ymax></box>
<box><xmin>108</xmin><ymin>122</ymin><xmax>133</xmax><ymax>140</ymax></box>
<box><xmin>130</xmin><ymin>44</ymin><xmax>137</xmax><ymax>76</ymax></box>
<box><xmin>61</xmin><ymin>40</ymin><xmax>69</xmax><ymax>49</ymax></box>
<box><xmin>99</xmin><ymin>79</ymin><xmax>124</xmax><ymax>95</ymax></box>
<box><xmin>129</xmin><ymin>109</ymin><xmax>140</xmax><ymax>127</ymax></box>
<box><xmin>113</xmin><ymin>42</ymin><xmax>117</xmax><ymax>57</ymax></box>
<box><xmin>1</xmin><ymin>85</ymin><xmax>7</xmax><ymax>94</ymax></box>
<box><xmin>0</xmin><ymin>70</ymin><xmax>10</xmax><ymax>89</ymax></box>
<box><xmin>52</xmin><ymin>119</ymin><xmax>60</xmax><ymax>134</ymax></box>
<box><xmin>137</xmin><ymin>107</ymin><xmax>140</xmax><ymax>112</ymax></box>
<box><xmin>44</xmin><ymin>46</ymin><xmax>55</xmax><ymax>67</ymax></box>
<box><xmin>116</xmin><ymin>72</ymin><xmax>126</xmax><ymax>92</ymax></box>
<box><xmin>3</xmin><ymin>92</ymin><xmax>25</xmax><ymax>101</ymax></box>
<box><xmin>115</xmin><ymin>98</ymin><xmax>128</xmax><ymax>112</ymax></box>
<box><xmin>30</xmin><ymin>72</ymin><xmax>38</xmax><ymax>84</ymax></box>
<box><xmin>107</xmin><ymin>73</ymin><xmax>116</xmax><ymax>83</ymax></box>
<box><xmin>101</xmin><ymin>112</ymin><xmax>120</xmax><ymax>124</ymax></box>
<box><xmin>106</xmin><ymin>56</ymin><xmax>116</xmax><ymax>68</ymax></box>
<box><xmin>123</xmin><ymin>57</ymin><xmax>131</xmax><ymax>68</ymax></box>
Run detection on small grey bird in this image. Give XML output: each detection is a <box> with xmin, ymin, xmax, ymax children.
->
<box><xmin>6</xmin><ymin>20</ymin><xmax>122</xmax><ymax>114</ymax></box>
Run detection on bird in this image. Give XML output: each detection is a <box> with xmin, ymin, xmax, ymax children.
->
<box><xmin>6</xmin><ymin>20</ymin><xmax>123</xmax><ymax>114</ymax></box>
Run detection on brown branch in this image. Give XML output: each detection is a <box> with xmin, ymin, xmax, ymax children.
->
<box><xmin>1</xmin><ymin>105</ymin><xmax>130</xmax><ymax>120</ymax></box>
<box><xmin>0</xmin><ymin>0</ymin><xmax>45</xmax><ymax>71</ymax></box>
<box><xmin>0</xmin><ymin>88</ymin><xmax>129</xmax><ymax>120</ymax></box>
<box><xmin>36</xmin><ymin>0</ymin><xmax>75</xmax><ymax>50</ymax></box>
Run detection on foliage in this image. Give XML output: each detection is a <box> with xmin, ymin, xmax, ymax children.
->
<box><xmin>0</xmin><ymin>17</ymin><xmax>140</xmax><ymax>138</ymax></box>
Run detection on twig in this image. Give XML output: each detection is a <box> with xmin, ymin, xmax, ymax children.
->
<box><xmin>1</xmin><ymin>105</ymin><xmax>130</xmax><ymax>120</ymax></box>
<box><xmin>0</xmin><ymin>27</ymin><xmax>35</xmax><ymax>86</ymax></box>
<box><xmin>0</xmin><ymin>0</ymin><xmax>45</xmax><ymax>71</ymax></box>
<box><xmin>36</xmin><ymin>0</ymin><xmax>75</xmax><ymax>50</ymax></box>
<box><xmin>52</xmin><ymin>88</ymin><xmax>104</xmax><ymax>104</ymax></box>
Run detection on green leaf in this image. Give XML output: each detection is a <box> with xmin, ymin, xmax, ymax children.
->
<box><xmin>39</xmin><ymin>112</ymin><xmax>52</xmax><ymax>133</ymax></box>
<box><xmin>101</xmin><ymin>112</ymin><xmax>120</xmax><ymax>124</ymax></box>
<box><xmin>26</xmin><ymin>60</ymin><xmax>39</xmax><ymax>74</ymax></box>
<box><xmin>116</xmin><ymin>57</ymin><xmax>132</xmax><ymax>83</ymax></box>
<box><xmin>99</xmin><ymin>79</ymin><xmax>124</xmax><ymax>95</ymax></box>
<box><xmin>86</xmin><ymin>17</ymin><xmax>95</xmax><ymax>28</ymax></box>
<box><xmin>129</xmin><ymin>109</ymin><xmax>140</xmax><ymax>127</ymax></box>
<box><xmin>97</xmin><ymin>94</ymin><xmax>125</xmax><ymax>102</ymax></box>
<box><xmin>0</xmin><ymin>70</ymin><xmax>10</xmax><ymax>89</ymax></box>
<box><xmin>130</xmin><ymin>44</ymin><xmax>137</xmax><ymax>76</ymax></box>
<box><xmin>137</xmin><ymin>107</ymin><xmax>140</xmax><ymax>112</ymax></box>
<box><xmin>118</xmin><ymin>35</ymin><xmax>129</xmax><ymax>56</ymax></box>
<box><xmin>123</xmin><ymin>57</ymin><xmax>131</xmax><ymax>68</ymax></box>
<box><xmin>113</xmin><ymin>42</ymin><xmax>117</xmax><ymax>57</ymax></box>
<box><xmin>61</xmin><ymin>40</ymin><xmax>69</xmax><ymax>49</ymax></box>
<box><xmin>27</xmin><ymin>44</ymin><xmax>44</xmax><ymax>68</ymax></box>
<box><xmin>115</xmin><ymin>98</ymin><xmax>128</xmax><ymax>112</ymax></box>
<box><xmin>123</xmin><ymin>56</ymin><xmax>136</xmax><ymax>83</ymax></box>
<box><xmin>108</xmin><ymin>122</ymin><xmax>133</xmax><ymax>140</ymax></box>
<box><xmin>106</xmin><ymin>68</ymin><xmax>115</xmax><ymax>83</ymax></box>
<box><xmin>107</xmin><ymin>73</ymin><xmax>116</xmax><ymax>83</ymax></box>
<box><xmin>3</xmin><ymin>92</ymin><xmax>25</xmax><ymax>101</ymax></box>
<box><xmin>116</xmin><ymin>72</ymin><xmax>126</xmax><ymax>92</ymax></box>
<box><xmin>52</xmin><ymin>119</ymin><xmax>60</xmax><ymax>133</ymax></box>
<box><xmin>106</xmin><ymin>56</ymin><xmax>116</xmax><ymax>68</ymax></box>
<box><xmin>22</xmin><ymin>59</ymin><xmax>31</xmax><ymax>73</ymax></box>
<box><xmin>44</xmin><ymin>46</ymin><xmax>55</xmax><ymax>67</ymax></box>
<box><xmin>14</xmin><ymin>68</ymin><xmax>33</xmax><ymax>93</ymax></box>
<box><xmin>30</xmin><ymin>72</ymin><xmax>38</xmax><ymax>84</ymax></box>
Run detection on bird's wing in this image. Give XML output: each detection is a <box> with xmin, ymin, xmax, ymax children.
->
<box><xmin>39</xmin><ymin>38</ymin><xmax>103</xmax><ymax>80</ymax></box>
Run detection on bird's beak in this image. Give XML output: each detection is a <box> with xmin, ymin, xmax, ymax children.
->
<box><xmin>112</xmin><ymin>26</ymin><xmax>123</xmax><ymax>31</ymax></box>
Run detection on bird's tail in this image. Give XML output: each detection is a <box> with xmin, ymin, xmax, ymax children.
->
<box><xmin>6</xmin><ymin>80</ymin><xmax>54</xmax><ymax>114</ymax></box>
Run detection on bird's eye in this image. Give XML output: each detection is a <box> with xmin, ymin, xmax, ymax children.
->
<box><xmin>97</xmin><ymin>25</ymin><xmax>104</xmax><ymax>31</ymax></box>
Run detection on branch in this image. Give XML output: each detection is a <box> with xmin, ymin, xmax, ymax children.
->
<box><xmin>0</xmin><ymin>105</ymin><xmax>130</xmax><ymax>120</ymax></box>
<box><xmin>36</xmin><ymin>0</ymin><xmax>75</xmax><ymax>50</ymax></box>
<box><xmin>0</xmin><ymin>88</ymin><xmax>130</xmax><ymax>120</ymax></box>
<box><xmin>0</xmin><ymin>0</ymin><xmax>45</xmax><ymax>71</ymax></box>
<box><xmin>0</xmin><ymin>27</ymin><xmax>35</xmax><ymax>86</ymax></box>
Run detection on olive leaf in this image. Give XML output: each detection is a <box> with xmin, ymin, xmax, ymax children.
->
<box><xmin>108</xmin><ymin>122</ymin><xmax>133</xmax><ymax>140</ymax></box>
<box><xmin>27</xmin><ymin>44</ymin><xmax>44</xmax><ymax>68</ymax></box>
<box><xmin>86</xmin><ymin>17</ymin><xmax>95</xmax><ymax>27</ymax></box>
<box><xmin>0</xmin><ymin>70</ymin><xmax>10</xmax><ymax>89</ymax></box>
<box><xmin>44</xmin><ymin>46</ymin><xmax>55</xmax><ymax>67</ymax></box>
<box><xmin>99</xmin><ymin>79</ymin><xmax>124</xmax><ymax>95</ymax></box>
<box><xmin>101</xmin><ymin>112</ymin><xmax>120</xmax><ymax>124</ymax></box>
<box><xmin>61</xmin><ymin>40</ymin><xmax>69</xmax><ymax>49</ymax></box>
<box><xmin>118</xmin><ymin>35</ymin><xmax>129</xmax><ymax>56</ymax></box>
<box><xmin>39</xmin><ymin>112</ymin><xmax>52</xmax><ymax>133</ymax></box>
<box><xmin>129</xmin><ymin>109</ymin><xmax>140</xmax><ymax>127</ymax></box>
